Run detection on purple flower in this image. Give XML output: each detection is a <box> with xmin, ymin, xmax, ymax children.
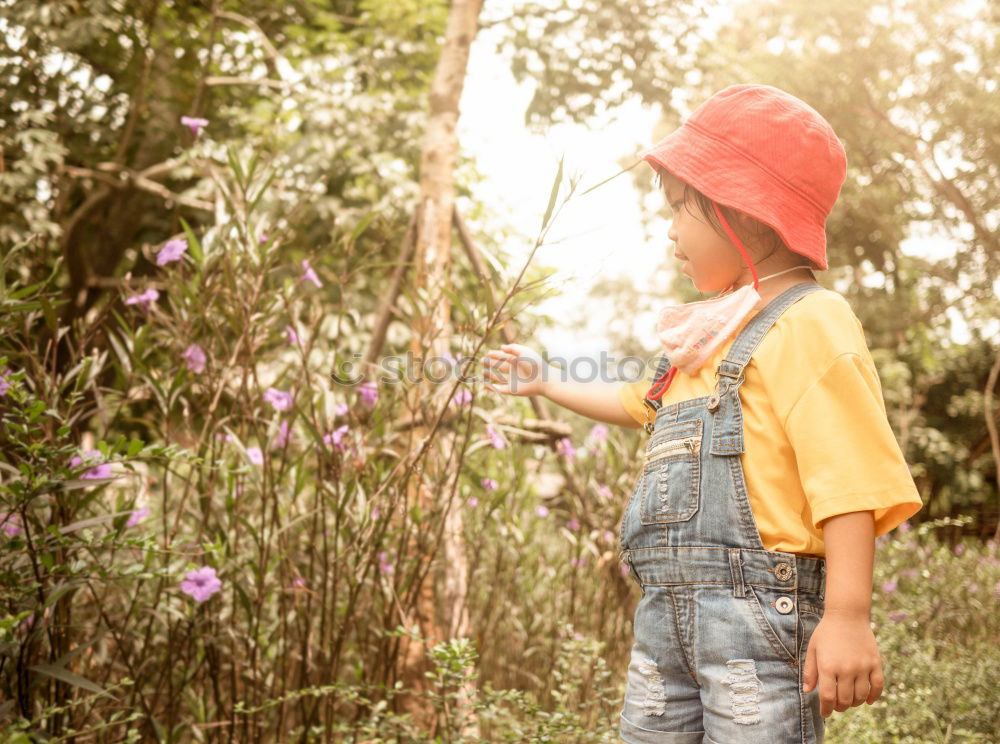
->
<box><xmin>0</xmin><ymin>369</ymin><xmax>12</xmax><ymax>396</ymax></box>
<box><xmin>260</xmin><ymin>233</ymin><xmax>269</xmax><ymax>245</ymax></box>
<box><xmin>378</xmin><ymin>552</ymin><xmax>394</xmax><ymax>575</ymax></box>
<box><xmin>156</xmin><ymin>238</ymin><xmax>187</xmax><ymax>266</ymax></box>
<box><xmin>486</xmin><ymin>425</ymin><xmax>506</xmax><ymax>450</ymax></box>
<box><xmin>588</xmin><ymin>424</ymin><xmax>609</xmax><ymax>442</ymax></box>
<box><xmin>481</xmin><ymin>477</ymin><xmax>498</xmax><ymax>492</ymax></box>
<box><xmin>882</xmin><ymin>580</ymin><xmax>898</xmax><ymax>594</ymax></box>
<box><xmin>180</xmin><ymin>566</ymin><xmax>222</xmax><ymax>602</ymax></box>
<box><xmin>323</xmin><ymin>424</ymin><xmax>350</xmax><ymax>451</ymax></box>
<box><xmin>954</xmin><ymin>543</ymin><xmax>966</xmax><ymax>556</ymax></box>
<box><xmin>898</xmin><ymin>521</ymin><xmax>911</xmax><ymax>533</ymax></box>
<box><xmin>452</xmin><ymin>388</ymin><xmax>473</xmax><ymax>406</ymax></box>
<box><xmin>467</xmin><ymin>497</ymin><xmax>480</xmax><ymax>507</ymax></box>
<box><xmin>124</xmin><ymin>288</ymin><xmax>160</xmax><ymax>308</ymax></box>
<box><xmin>180</xmin><ymin>115</ymin><xmax>209</xmax><ymax>136</ymax></box>
<box><xmin>556</xmin><ymin>437</ymin><xmax>576</xmax><ymax>462</ymax></box>
<box><xmin>272</xmin><ymin>420</ymin><xmax>291</xmax><ymax>449</ymax></box>
<box><xmin>246</xmin><ymin>446</ymin><xmax>264</xmax><ymax>465</ymax></box>
<box><xmin>70</xmin><ymin>450</ymin><xmax>112</xmax><ymax>479</ymax></box>
<box><xmin>285</xmin><ymin>325</ymin><xmax>298</xmax><ymax>345</ymax></box>
<box><xmin>263</xmin><ymin>387</ymin><xmax>294</xmax><ymax>412</ymax></box>
<box><xmin>334</xmin><ymin>402</ymin><xmax>349</xmax><ymax>417</ymax></box>
<box><xmin>183</xmin><ymin>343</ymin><xmax>206</xmax><ymax>374</ymax></box>
<box><xmin>888</xmin><ymin>611</ymin><xmax>908</xmax><ymax>622</ymax></box>
<box><xmin>291</xmin><ymin>576</ymin><xmax>306</xmax><ymax>589</ymax></box>
<box><xmin>126</xmin><ymin>507</ymin><xmax>149</xmax><ymax>528</ymax></box>
<box><xmin>1</xmin><ymin>512</ymin><xmax>22</xmax><ymax>537</ymax></box>
<box><xmin>572</xmin><ymin>556</ymin><xmax>587</xmax><ymax>568</ymax></box>
<box><xmin>358</xmin><ymin>381</ymin><xmax>378</xmax><ymax>408</ymax></box>
<box><xmin>535</xmin><ymin>505</ymin><xmax>549</xmax><ymax>518</ymax></box>
<box><xmin>300</xmin><ymin>259</ymin><xmax>322</xmax><ymax>288</ymax></box>
<box><xmin>567</xmin><ymin>518</ymin><xmax>580</xmax><ymax>531</ymax></box>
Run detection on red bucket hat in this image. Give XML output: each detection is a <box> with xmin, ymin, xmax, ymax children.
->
<box><xmin>639</xmin><ymin>84</ymin><xmax>847</xmax><ymax>270</ymax></box>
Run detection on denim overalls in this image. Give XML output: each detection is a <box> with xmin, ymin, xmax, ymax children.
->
<box><xmin>619</xmin><ymin>282</ymin><xmax>827</xmax><ymax>744</ymax></box>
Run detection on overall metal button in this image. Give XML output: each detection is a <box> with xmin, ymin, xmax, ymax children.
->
<box><xmin>774</xmin><ymin>596</ymin><xmax>794</xmax><ymax>614</ymax></box>
<box><xmin>706</xmin><ymin>393</ymin><xmax>721</xmax><ymax>412</ymax></box>
<box><xmin>774</xmin><ymin>562</ymin><xmax>793</xmax><ymax>582</ymax></box>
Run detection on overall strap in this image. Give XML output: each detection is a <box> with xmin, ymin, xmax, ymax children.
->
<box><xmin>710</xmin><ymin>282</ymin><xmax>824</xmax><ymax>455</ymax></box>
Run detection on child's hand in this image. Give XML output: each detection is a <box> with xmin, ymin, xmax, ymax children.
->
<box><xmin>802</xmin><ymin>610</ymin><xmax>884</xmax><ymax>718</ymax></box>
<box><xmin>482</xmin><ymin>343</ymin><xmax>549</xmax><ymax>398</ymax></box>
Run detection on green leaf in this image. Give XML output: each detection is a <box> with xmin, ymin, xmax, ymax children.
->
<box><xmin>540</xmin><ymin>155</ymin><xmax>564</xmax><ymax>232</ymax></box>
<box><xmin>127</xmin><ymin>438</ymin><xmax>144</xmax><ymax>457</ymax></box>
<box><xmin>179</xmin><ymin>218</ymin><xmax>204</xmax><ymax>264</ymax></box>
<box><xmin>30</xmin><ymin>663</ymin><xmax>107</xmax><ymax>696</ymax></box>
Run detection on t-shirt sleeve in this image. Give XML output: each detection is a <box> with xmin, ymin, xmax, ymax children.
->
<box><xmin>618</xmin><ymin>356</ymin><xmax>663</xmax><ymax>427</ymax></box>
<box><xmin>783</xmin><ymin>351</ymin><xmax>923</xmax><ymax>536</ymax></box>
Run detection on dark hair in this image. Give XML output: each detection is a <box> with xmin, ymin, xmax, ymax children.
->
<box><xmin>652</xmin><ymin>167</ymin><xmax>805</xmax><ymax>264</ymax></box>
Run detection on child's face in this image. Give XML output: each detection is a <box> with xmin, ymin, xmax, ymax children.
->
<box><xmin>661</xmin><ymin>172</ymin><xmax>747</xmax><ymax>293</ymax></box>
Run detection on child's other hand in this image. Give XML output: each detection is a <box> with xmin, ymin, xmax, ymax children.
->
<box><xmin>802</xmin><ymin>610</ymin><xmax>884</xmax><ymax>718</ymax></box>
<box><xmin>482</xmin><ymin>343</ymin><xmax>548</xmax><ymax>398</ymax></box>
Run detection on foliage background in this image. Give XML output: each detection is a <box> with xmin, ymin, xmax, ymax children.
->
<box><xmin>1</xmin><ymin>0</ymin><xmax>997</xmax><ymax>741</ymax></box>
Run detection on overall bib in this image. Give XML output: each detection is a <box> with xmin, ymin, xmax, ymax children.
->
<box><xmin>619</xmin><ymin>282</ymin><xmax>827</xmax><ymax>744</ymax></box>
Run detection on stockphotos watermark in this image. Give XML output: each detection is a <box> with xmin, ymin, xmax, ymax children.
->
<box><xmin>329</xmin><ymin>352</ymin><xmax>659</xmax><ymax>388</ymax></box>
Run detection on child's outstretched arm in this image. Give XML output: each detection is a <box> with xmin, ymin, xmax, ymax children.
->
<box><xmin>483</xmin><ymin>343</ymin><xmax>641</xmax><ymax>429</ymax></box>
<box><xmin>803</xmin><ymin>510</ymin><xmax>885</xmax><ymax>718</ymax></box>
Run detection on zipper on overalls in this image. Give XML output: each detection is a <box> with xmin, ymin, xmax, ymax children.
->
<box><xmin>646</xmin><ymin>436</ymin><xmax>698</xmax><ymax>463</ymax></box>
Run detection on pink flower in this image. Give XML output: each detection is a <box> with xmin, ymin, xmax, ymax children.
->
<box><xmin>300</xmin><ymin>259</ymin><xmax>322</xmax><ymax>288</ymax></box>
<box><xmin>259</xmin><ymin>233</ymin><xmax>269</xmax><ymax>245</ymax></box>
<box><xmin>481</xmin><ymin>477</ymin><xmax>498</xmax><ymax>492</ymax></box>
<box><xmin>881</xmin><ymin>580</ymin><xmax>898</xmax><ymax>594</ymax></box>
<box><xmin>954</xmin><ymin>543</ymin><xmax>966</xmax><ymax>556</ymax></box>
<box><xmin>183</xmin><ymin>343</ymin><xmax>206</xmax><ymax>374</ymax></box>
<box><xmin>272</xmin><ymin>420</ymin><xmax>291</xmax><ymax>449</ymax></box>
<box><xmin>556</xmin><ymin>437</ymin><xmax>576</xmax><ymax>462</ymax></box>
<box><xmin>898</xmin><ymin>521</ymin><xmax>911</xmax><ymax>533</ymax></box>
<box><xmin>378</xmin><ymin>552</ymin><xmax>394</xmax><ymax>575</ymax></box>
<box><xmin>323</xmin><ymin>424</ymin><xmax>350</xmax><ymax>451</ymax></box>
<box><xmin>888</xmin><ymin>611</ymin><xmax>908</xmax><ymax>622</ymax></box>
<box><xmin>334</xmin><ymin>402</ymin><xmax>349</xmax><ymax>417</ymax></box>
<box><xmin>486</xmin><ymin>425</ymin><xmax>506</xmax><ymax>450</ymax></box>
<box><xmin>1</xmin><ymin>512</ymin><xmax>22</xmax><ymax>537</ymax></box>
<box><xmin>125</xmin><ymin>288</ymin><xmax>160</xmax><ymax>308</ymax></box>
<box><xmin>285</xmin><ymin>325</ymin><xmax>298</xmax><ymax>345</ymax></box>
<box><xmin>263</xmin><ymin>387</ymin><xmax>294</xmax><ymax>412</ymax></box>
<box><xmin>291</xmin><ymin>576</ymin><xmax>306</xmax><ymax>589</ymax></box>
<box><xmin>0</xmin><ymin>369</ymin><xmax>13</xmax><ymax>396</ymax></box>
<box><xmin>246</xmin><ymin>446</ymin><xmax>264</xmax><ymax>465</ymax></box>
<box><xmin>571</xmin><ymin>557</ymin><xmax>587</xmax><ymax>568</ymax></box>
<box><xmin>358</xmin><ymin>381</ymin><xmax>378</xmax><ymax>408</ymax></box>
<box><xmin>602</xmin><ymin>530</ymin><xmax>615</xmax><ymax>543</ymax></box>
<box><xmin>69</xmin><ymin>450</ymin><xmax>112</xmax><ymax>479</ymax></box>
<box><xmin>588</xmin><ymin>424</ymin><xmax>609</xmax><ymax>442</ymax></box>
<box><xmin>180</xmin><ymin>115</ymin><xmax>209</xmax><ymax>136</ymax></box>
<box><xmin>126</xmin><ymin>507</ymin><xmax>149</xmax><ymax>528</ymax></box>
<box><xmin>535</xmin><ymin>505</ymin><xmax>549</xmax><ymax>518</ymax></box>
<box><xmin>567</xmin><ymin>518</ymin><xmax>580</xmax><ymax>531</ymax></box>
<box><xmin>467</xmin><ymin>497</ymin><xmax>480</xmax><ymax>507</ymax></box>
<box><xmin>180</xmin><ymin>566</ymin><xmax>222</xmax><ymax>602</ymax></box>
<box><xmin>452</xmin><ymin>388</ymin><xmax>473</xmax><ymax>406</ymax></box>
<box><xmin>156</xmin><ymin>238</ymin><xmax>187</xmax><ymax>266</ymax></box>
<box><xmin>620</xmin><ymin>564</ymin><xmax>630</xmax><ymax>577</ymax></box>
<box><xmin>597</xmin><ymin>484</ymin><xmax>613</xmax><ymax>500</ymax></box>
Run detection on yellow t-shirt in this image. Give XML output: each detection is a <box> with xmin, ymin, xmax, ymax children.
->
<box><xmin>619</xmin><ymin>287</ymin><xmax>922</xmax><ymax>556</ymax></box>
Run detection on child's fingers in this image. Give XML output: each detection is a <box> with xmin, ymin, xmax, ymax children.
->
<box><xmin>866</xmin><ymin>667</ymin><xmax>884</xmax><ymax>705</ymax></box>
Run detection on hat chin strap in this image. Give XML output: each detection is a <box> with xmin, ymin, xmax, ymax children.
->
<box><xmin>712</xmin><ymin>202</ymin><xmax>759</xmax><ymax>291</ymax></box>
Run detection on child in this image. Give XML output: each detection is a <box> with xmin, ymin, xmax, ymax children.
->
<box><xmin>483</xmin><ymin>84</ymin><xmax>922</xmax><ymax>743</ymax></box>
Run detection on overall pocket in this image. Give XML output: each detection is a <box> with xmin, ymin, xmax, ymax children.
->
<box><xmin>638</xmin><ymin>418</ymin><xmax>702</xmax><ymax>525</ymax></box>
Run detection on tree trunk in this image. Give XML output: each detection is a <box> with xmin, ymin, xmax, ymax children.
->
<box><xmin>398</xmin><ymin>0</ymin><xmax>484</xmax><ymax>734</ymax></box>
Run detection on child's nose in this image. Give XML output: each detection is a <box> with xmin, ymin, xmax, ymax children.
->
<box><xmin>668</xmin><ymin>219</ymin><xmax>678</xmax><ymax>242</ymax></box>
